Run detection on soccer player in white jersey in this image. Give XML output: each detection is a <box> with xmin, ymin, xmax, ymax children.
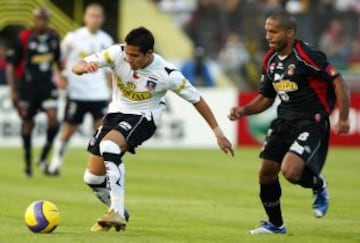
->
<box><xmin>72</xmin><ymin>26</ymin><xmax>234</xmax><ymax>232</ymax></box>
<box><xmin>46</xmin><ymin>3</ymin><xmax>113</xmax><ymax>175</ymax></box>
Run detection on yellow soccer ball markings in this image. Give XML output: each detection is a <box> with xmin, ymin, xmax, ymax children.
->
<box><xmin>24</xmin><ymin>200</ymin><xmax>60</xmax><ymax>233</ymax></box>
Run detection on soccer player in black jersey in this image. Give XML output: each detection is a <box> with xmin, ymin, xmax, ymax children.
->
<box><xmin>229</xmin><ymin>11</ymin><xmax>350</xmax><ymax>234</ymax></box>
<box><xmin>6</xmin><ymin>8</ymin><xmax>62</xmax><ymax>177</ymax></box>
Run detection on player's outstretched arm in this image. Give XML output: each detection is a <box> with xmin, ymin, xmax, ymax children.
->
<box><xmin>228</xmin><ymin>94</ymin><xmax>274</xmax><ymax>121</ymax></box>
<box><xmin>193</xmin><ymin>97</ymin><xmax>234</xmax><ymax>156</ymax></box>
<box><xmin>72</xmin><ymin>60</ymin><xmax>99</xmax><ymax>75</ymax></box>
<box><xmin>332</xmin><ymin>76</ymin><xmax>350</xmax><ymax>134</ymax></box>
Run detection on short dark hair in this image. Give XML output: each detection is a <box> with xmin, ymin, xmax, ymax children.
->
<box><xmin>125</xmin><ymin>27</ymin><xmax>154</xmax><ymax>54</ymax></box>
<box><xmin>268</xmin><ymin>11</ymin><xmax>296</xmax><ymax>32</ymax></box>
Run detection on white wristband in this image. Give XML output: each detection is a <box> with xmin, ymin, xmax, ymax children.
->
<box><xmin>213</xmin><ymin>127</ymin><xmax>224</xmax><ymax>138</ymax></box>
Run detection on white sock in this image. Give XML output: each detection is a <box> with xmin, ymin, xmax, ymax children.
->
<box><xmin>48</xmin><ymin>139</ymin><xmax>68</xmax><ymax>172</ymax></box>
<box><xmin>104</xmin><ymin>162</ymin><xmax>125</xmax><ymax>216</ymax></box>
<box><xmin>100</xmin><ymin>140</ymin><xmax>125</xmax><ymax>217</ymax></box>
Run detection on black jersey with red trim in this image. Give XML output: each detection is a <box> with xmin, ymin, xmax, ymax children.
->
<box><xmin>259</xmin><ymin>40</ymin><xmax>339</xmax><ymax>120</ymax></box>
<box><xmin>7</xmin><ymin>28</ymin><xmax>60</xmax><ymax>91</ymax></box>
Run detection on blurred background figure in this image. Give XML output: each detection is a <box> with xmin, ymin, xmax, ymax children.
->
<box><xmin>181</xmin><ymin>45</ymin><xmax>214</xmax><ymax>87</ymax></box>
<box><xmin>318</xmin><ymin>18</ymin><xmax>350</xmax><ymax>67</ymax></box>
<box><xmin>0</xmin><ymin>41</ymin><xmax>7</xmax><ymax>85</ymax></box>
<box><xmin>6</xmin><ymin>7</ymin><xmax>61</xmax><ymax>177</ymax></box>
<box><xmin>217</xmin><ymin>32</ymin><xmax>249</xmax><ymax>89</ymax></box>
<box><xmin>46</xmin><ymin>2</ymin><xmax>113</xmax><ymax>176</ymax></box>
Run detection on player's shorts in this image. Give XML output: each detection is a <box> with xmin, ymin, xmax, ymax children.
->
<box><xmin>64</xmin><ymin>99</ymin><xmax>108</xmax><ymax>125</ymax></box>
<box><xmin>87</xmin><ymin>112</ymin><xmax>157</xmax><ymax>156</ymax></box>
<box><xmin>259</xmin><ymin>117</ymin><xmax>330</xmax><ymax>175</ymax></box>
<box><xmin>19</xmin><ymin>86</ymin><xmax>59</xmax><ymax>121</ymax></box>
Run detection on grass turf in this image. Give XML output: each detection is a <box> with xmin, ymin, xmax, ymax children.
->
<box><xmin>0</xmin><ymin>147</ymin><xmax>359</xmax><ymax>243</ymax></box>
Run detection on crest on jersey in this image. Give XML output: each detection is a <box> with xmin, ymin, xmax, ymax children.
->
<box><xmin>145</xmin><ymin>80</ymin><xmax>157</xmax><ymax>91</ymax></box>
<box><xmin>287</xmin><ymin>64</ymin><xmax>296</xmax><ymax>76</ymax></box>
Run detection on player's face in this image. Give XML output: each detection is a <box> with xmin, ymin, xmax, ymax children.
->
<box><xmin>84</xmin><ymin>6</ymin><xmax>104</xmax><ymax>32</ymax></box>
<box><xmin>125</xmin><ymin>45</ymin><xmax>153</xmax><ymax>70</ymax></box>
<box><xmin>265</xmin><ymin>18</ymin><xmax>293</xmax><ymax>54</ymax></box>
<box><xmin>33</xmin><ymin>15</ymin><xmax>48</xmax><ymax>32</ymax></box>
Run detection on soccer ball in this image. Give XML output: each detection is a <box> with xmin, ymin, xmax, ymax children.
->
<box><xmin>24</xmin><ymin>200</ymin><xmax>60</xmax><ymax>233</ymax></box>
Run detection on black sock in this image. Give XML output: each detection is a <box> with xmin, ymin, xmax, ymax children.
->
<box><xmin>22</xmin><ymin>133</ymin><xmax>32</xmax><ymax>168</ymax></box>
<box><xmin>260</xmin><ymin>180</ymin><xmax>283</xmax><ymax>227</ymax></box>
<box><xmin>298</xmin><ymin>168</ymin><xmax>323</xmax><ymax>190</ymax></box>
<box><xmin>40</xmin><ymin>125</ymin><xmax>59</xmax><ymax>161</ymax></box>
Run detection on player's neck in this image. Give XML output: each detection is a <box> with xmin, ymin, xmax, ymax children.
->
<box><xmin>278</xmin><ymin>39</ymin><xmax>295</xmax><ymax>56</ymax></box>
<box><xmin>87</xmin><ymin>27</ymin><xmax>99</xmax><ymax>34</ymax></box>
<box><xmin>142</xmin><ymin>54</ymin><xmax>154</xmax><ymax>69</ymax></box>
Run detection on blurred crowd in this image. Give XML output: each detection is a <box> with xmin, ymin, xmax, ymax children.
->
<box><xmin>0</xmin><ymin>0</ymin><xmax>359</xmax><ymax>90</ymax></box>
<box><xmin>153</xmin><ymin>0</ymin><xmax>360</xmax><ymax>89</ymax></box>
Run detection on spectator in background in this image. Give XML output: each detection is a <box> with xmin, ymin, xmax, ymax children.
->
<box><xmin>0</xmin><ymin>42</ymin><xmax>7</xmax><ymax>85</ymax></box>
<box><xmin>181</xmin><ymin>46</ymin><xmax>214</xmax><ymax>87</ymax></box>
<box><xmin>318</xmin><ymin>18</ymin><xmax>350</xmax><ymax>66</ymax></box>
<box><xmin>184</xmin><ymin>0</ymin><xmax>225</xmax><ymax>58</ymax></box>
<box><xmin>217</xmin><ymin>32</ymin><xmax>250</xmax><ymax>89</ymax></box>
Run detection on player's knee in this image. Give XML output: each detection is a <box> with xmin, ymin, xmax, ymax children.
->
<box><xmin>99</xmin><ymin>140</ymin><xmax>121</xmax><ymax>155</ymax></box>
<box><xmin>281</xmin><ymin>168</ymin><xmax>301</xmax><ymax>184</ymax></box>
<box><xmin>83</xmin><ymin>169</ymin><xmax>106</xmax><ymax>186</ymax></box>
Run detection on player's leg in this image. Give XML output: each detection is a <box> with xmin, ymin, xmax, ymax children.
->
<box><xmin>21</xmin><ymin>119</ymin><xmax>35</xmax><ymax>177</ymax></box>
<box><xmin>281</xmin><ymin>119</ymin><xmax>330</xmax><ymax>217</ymax></box>
<box><xmin>97</xmin><ymin>129</ymin><xmax>128</xmax><ymax>229</ymax></box>
<box><xmin>38</xmin><ymin>107</ymin><xmax>59</xmax><ymax>170</ymax></box>
<box><xmin>249</xmin><ymin>118</ymin><xmax>289</xmax><ymax>234</ymax></box>
<box><xmin>96</xmin><ymin>114</ymin><xmax>156</xmax><ymax>231</ymax></box>
<box><xmin>47</xmin><ymin>122</ymin><xmax>78</xmax><ymax>175</ymax></box>
<box><xmin>19</xmin><ymin>97</ymin><xmax>36</xmax><ymax>177</ymax></box>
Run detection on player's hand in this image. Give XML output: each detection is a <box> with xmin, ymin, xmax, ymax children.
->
<box><xmin>228</xmin><ymin>106</ymin><xmax>245</xmax><ymax>121</ymax></box>
<box><xmin>216</xmin><ymin>135</ymin><xmax>234</xmax><ymax>157</ymax></box>
<box><xmin>333</xmin><ymin>119</ymin><xmax>350</xmax><ymax>135</ymax></box>
<box><xmin>57</xmin><ymin>75</ymin><xmax>68</xmax><ymax>89</ymax></box>
<box><xmin>82</xmin><ymin>61</ymin><xmax>99</xmax><ymax>73</ymax></box>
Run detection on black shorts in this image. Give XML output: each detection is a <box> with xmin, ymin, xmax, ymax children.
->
<box><xmin>87</xmin><ymin>112</ymin><xmax>157</xmax><ymax>156</ymax></box>
<box><xmin>64</xmin><ymin>99</ymin><xmax>108</xmax><ymax>124</ymax></box>
<box><xmin>19</xmin><ymin>87</ymin><xmax>59</xmax><ymax>121</ymax></box>
<box><xmin>259</xmin><ymin>117</ymin><xmax>330</xmax><ymax>175</ymax></box>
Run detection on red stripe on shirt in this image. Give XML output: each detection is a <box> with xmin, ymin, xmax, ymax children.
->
<box><xmin>308</xmin><ymin>77</ymin><xmax>330</xmax><ymax>113</ymax></box>
<box><xmin>295</xmin><ymin>42</ymin><xmax>320</xmax><ymax>70</ymax></box>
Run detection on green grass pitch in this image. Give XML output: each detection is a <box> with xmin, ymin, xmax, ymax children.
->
<box><xmin>0</xmin><ymin>147</ymin><xmax>359</xmax><ymax>243</ymax></box>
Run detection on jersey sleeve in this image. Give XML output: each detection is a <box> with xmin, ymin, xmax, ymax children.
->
<box><xmin>258</xmin><ymin>67</ymin><xmax>276</xmax><ymax>99</ymax></box>
<box><xmin>84</xmin><ymin>44</ymin><xmax>120</xmax><ymax>68</ymax></box>
<box><xmin>296</xmin><ymin>41</ymin><xmax>340</xmax><ymax>83</ymax></box>
<box><xmin>61</xmin><ymin>32</ymin><xmax>73</xmax><ymax>62</ymax></box>
<box><xmin>168</xmin><ymin>69</ymin><xmax>201</xmax><ymax>104</ymax></box>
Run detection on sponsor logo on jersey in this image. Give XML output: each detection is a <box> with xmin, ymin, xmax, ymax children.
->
<box><xmin>115</xmin><ymin>75</ymin><xmax>152</xmax><ymax>101</ymax></box>
<box><xmin>145</xmin><ymin>80</ymin><xmax>157</xmax><ymax>91</ymax></box>
<box><xmin>31</xmin><ymin>53</ymin><xmax>55</xmax><ymax>64</ymax></box>
<box><xmin>272</xmin><ymin>79</ymin><xmax>298</xmax><ymax>92</ymax></box>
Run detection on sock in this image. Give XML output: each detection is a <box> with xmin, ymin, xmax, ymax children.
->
<box><xmin>260</xmin><ymin>179</ymin><xmax>283</xmax><ymax>227</ymax></box>
<box><xmin>83</xmin><ymin>169</ymin><xmax>110</xmax><ymax>206</ymax></box>
<box><xmin>48</xmin><ymin>139</ymin><xmax>68</xmax><ymax>172</ymax></box>
<box><xmin>298</xmin><ymin>168</ymin><xmax>324</xmax><ymax>190</ymax></box>
<box><xmin>40</xmin><ymin>125</ymin><xmax>59</xmax><ymax>161</ymax></box>
<box><xmin>99</xmin><ymin>140</ymin><xmax>125</xmax><ymax>217</ymax></box>
<box><xmin>21</xmin><ymin>133</ymin><xmax>32</xmax><ymax>168</ymax></box>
